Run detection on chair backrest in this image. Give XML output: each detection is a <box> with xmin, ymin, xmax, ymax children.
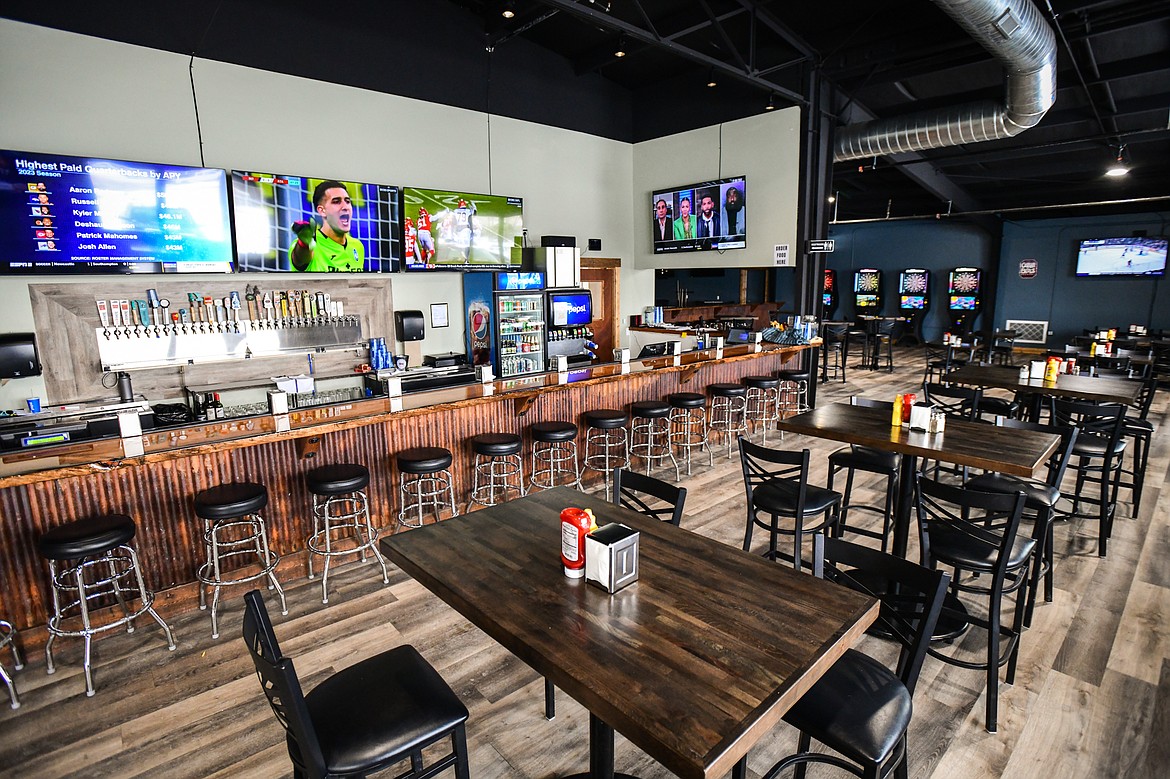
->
<box><xmin>922</xmin><ymin>382</ymin><xmax>982</xmax><ymax>420</ymax></box>
<box><xmin>738</xmin><ymin>437</ymin><xmax>811</xmax><ymax>514</ymax></box>
<box><xmin>612</xmin><ymin>468</ymin><xmax>687</xmax><ymax>526</ymax></box>
<box><xmin>992</xmin><ymin>417</ymin><xmax>1079</xmax><ymax>489</ymax></box>
<box><xmin>1051</xmin><ymin>398</ymin><xmax>1127</xmax><ymax>450</ymax></box>
<box><xmin>812</xmin><ymin>535</ymin><xmax>950</xmax><ymax>695</ymax></box>
<box><xmin>915</xmin><ymin>475</ymin><xmax>1027</xmax><ymax>584</ymax></box>
<box><xmin>1131</xmin><ymin>375</ymin><xmax>1158</xmax><ymax>420</ymax></box>
<box><xmin>242</xmin><ymin>590</ymin><xmax>326</xmax><ymax>779</ymax></box>
<box><xmin>823</xmin><ymin>322</ymin><xmax>849</xmax><ymax>344</ymax></box>
<box><xmin>849</xmin><ymin>395</ymin><xmax>892</xmax><ymax>411</ymax></box>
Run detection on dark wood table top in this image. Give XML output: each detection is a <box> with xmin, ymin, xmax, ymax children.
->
<box><xmin>943</xmin><ymin>363</ymin><xmax>1141</xmax><ymax>405</ymax></box>
<box><xmin>776</xmin><ymin>401</ymin><xmax>1060</xmax><ymax>477</ymax></box>
<box><xmin>380</xmin><ymin>486</ymin><xmax>879</xmax><ymax>779</ymax></box>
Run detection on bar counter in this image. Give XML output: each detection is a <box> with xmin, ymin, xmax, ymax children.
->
<box><xmin>0</xmin><ymin>342</ymin><xmax>812</xmax><ymax>634</ymax></box>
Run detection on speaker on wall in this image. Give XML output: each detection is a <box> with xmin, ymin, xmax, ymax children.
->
<box><xmin>540</xmin><ymin>235</ymin><xmax>576</xmax><ymax>248</ymax></box>
<box><xmin>587</xmin><ymin>238</ymin><xmax>601</xmax><ymax>251</ymax></box>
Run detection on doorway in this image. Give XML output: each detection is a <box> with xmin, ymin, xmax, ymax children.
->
<box><xmin>581</xmin><ymin>258</ymin><xmax>620</xmax><ymax>362</ymax></box>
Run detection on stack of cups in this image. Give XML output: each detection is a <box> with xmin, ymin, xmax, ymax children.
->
<box><xmin>369</xmin><ymin>338</ymin><xmax>389</xmax><ymax>371</ymax></box>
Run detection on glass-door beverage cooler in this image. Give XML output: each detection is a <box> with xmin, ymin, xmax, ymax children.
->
<box><xmin>464</xmin><ymin>271</ymin><xmax>547</xmax><ymax>378</ymax></box>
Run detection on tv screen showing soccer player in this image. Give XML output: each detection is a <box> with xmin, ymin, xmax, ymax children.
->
<box><xmin>0</xmin><ymin>149</ymin><xmax>233</xmax><ymax>274</ymax></box>
<box><xmin>650</xmin><ymin>175</ymin><xmax>746</xmax><ymax>254</ymax></box>
<box><xmin>231</xmin><ymin>171</ymin><xmax>401</xmax><ymax>272</ymax></box>
<box><xmin>401</xmin><ymin>187</ymin><xmax>524</xmax><ymax>270</ymax></box>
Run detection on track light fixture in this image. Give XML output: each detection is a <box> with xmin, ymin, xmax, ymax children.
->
<box><xmin>614</xmin><ymin>36</ymin><xmax>626</xmax><ymax>58</ymax></box>
<box><xmin>765</xmin><ymin>93</ymin><xmax>775</xmax><ymax>111</ymax></box>
<box><xmin>1105</xmin><ymin>144</ymin><xmax>1129</xmax><ymax>177</ymax></box>
<box><xmin>706</xmin><ymin>69</ymin><xmax>717</xmax><ymax>88</ymax></box>
<box><xmin>502</xmin><ymin>1</ymin><xmax>515</xmax><ymax>19</ymax></box>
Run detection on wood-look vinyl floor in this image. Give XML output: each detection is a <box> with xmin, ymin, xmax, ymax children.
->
<box><xmin>1</xmin><ymin>346</ymin><xmax>1167</xmax><ymax>778</ymax></box>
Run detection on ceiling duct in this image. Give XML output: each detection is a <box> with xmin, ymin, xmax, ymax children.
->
<box><xmin>834</xmin><ymin>0</ymin><xmax>1056</xmax><ymax>162</ymax></box>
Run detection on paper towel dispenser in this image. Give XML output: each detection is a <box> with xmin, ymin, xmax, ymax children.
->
<box><xmin>0</xmin><ymin>333</ymin><xmax>41</xmax><ymax>379</ymax></box>
<box><xmin>394</xmin><ymin>310</ymin><xmax>425</xmax><ymax>342</ymax></box>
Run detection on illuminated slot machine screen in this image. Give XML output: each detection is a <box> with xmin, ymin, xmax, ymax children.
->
<box><xmin>822</xmin><ymin>268</ymin><xmax>837</xmax><ymax>310</ymax></box>
<box><xmin>947</xmin><ymin>267</ymin><xmax>982</xmax><ymax>310</ymax></box>
<box><xmin>899</xmin><ymin>268</ymin><xmax>929</xmax><ymax>310</ymax></box>
<box><xmin>853</xmin><ymin>268</ymin><xmax>881</xmax><ymax>308</ymax></box>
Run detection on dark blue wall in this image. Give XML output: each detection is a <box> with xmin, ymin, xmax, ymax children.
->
<box><xmin>827</xmin><ymin>211</ymin><xmax>1170</xmax><ymax>347</ymax></box>
<box><xmin>654</xmin><ymin>269</ymin><xmax>770</xmax><ymax>308</ymax></box>
<box><xmin>826</xmin><ymin>221</ymin><xmax>995</xmax><ymax>342</ymax></box>
<box><xmin>996</xmin><ymin>212</ymin><xmax>1170</xmax><ymax>346</ymax></box>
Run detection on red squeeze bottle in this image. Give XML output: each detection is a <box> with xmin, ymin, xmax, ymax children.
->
<box><xmin>560</xmin><ymin>507</ymin><xmax>592</xmax><ymax>578</ymax></box>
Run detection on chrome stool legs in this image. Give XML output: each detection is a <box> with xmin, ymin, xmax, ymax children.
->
<box><xmin>708</xmin><ymin>395</ymin><xmax>748</xmax><ymax>459</ymax></box>
<box><xmin>398</xmin><ymin>470</ymin><xmax>457</xmax><ymax>528</ymax></box>
<box><xmin>744</xmin><ymin>386</ymin><xmax>781</xmax><ymax>445</ymax></box>
<box><xmin>669</xmin><ymin>407</ymin><xmax>713</xmax><ymax>476</ymax></box>
<box><xmin>778</xmin><ymin>380</ymin><xmax>810</xmax><ymax>439</ymax></box>
<box><xmin>530</xmin><ymin>440</ymin><xmax>581</xmax><ymax>490</ymax></box>
<box><xmin>46</xmin><ymin>545</ymin><xmax>176</xmax><ymax>695</ymax></box>
<box><xmin>197</xmin><ymin>514</ymin><xmax>285</xmax><ymax>639</ymax></box>
<box><xmin>307</xmin><ymin>489</ymin><xmax>388</xmax><ymax>604</ymax></box>
<box><xmin>1</xmin><ymin>618</ymin><xmax>23</xmax><ymax>709</ymax></box>
<box><xmin>631</xmin><ymin>416</ymin><xmax>680</xmax><ymax>481</ymax></box>
<box><xmin>468</xmin><ymin>453</ymin><xmax>526</xmax><ymax>511</ymax></box>
<box><xmin>583</xmin><ymin>427</ymin><xmax>630</xmax><ymax>500</ymax></box>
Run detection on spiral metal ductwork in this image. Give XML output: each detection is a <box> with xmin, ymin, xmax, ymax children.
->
<box><xmin>834</xmin><ymin>0</ymin><xmax>1057</xmax><ymax>162</ymax></box>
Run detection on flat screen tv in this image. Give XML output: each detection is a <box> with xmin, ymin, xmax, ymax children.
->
<box><xmin>1075</xmin><ymin>236</ymin><xmax>1167</xmax><ymax>276</ymax></box>
<box><xmin>401</xmin><ymin>187</ymin><xmax>524</xmax><ymax>270</ymax></box>
<box><xmin>650</xmin><ymin>175</ymin><xmax>745</xmax><ymax>254</ymax></box>
<box><xmin>900</xmin><ymin>295</ymin><xmax>926</xmax><ymax>309</ymax></box>
<box><xmin>549</xmin><ymin>290</ymin><xmax>592</xmax><ymax>327</ymax></box>
<box><xmin>231</xmin><ymin>171</ymin><xmax>400</xmax><ymax>272</ymax></box>
<box><xmin>0</xmin><ymin>149</ymin><xmax>233</xmax><ymax>274</ymax></box>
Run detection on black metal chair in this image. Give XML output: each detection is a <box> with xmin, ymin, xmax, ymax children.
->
<box><xmin>821</xmin><ymin>322</ymin><xmax>849</xmax><ymax>383</ymax></box>
<box><xmin>915</xmin><ymin>476</ymin><xmax>1031</xmax><ymax>733</ymax></box>
<box><xmin>871</xmin><ymin>319</ymin><xmax>903</xmax><ymax>373</ymax></box>
<box><xmin>242</xmin><ymin>590</ymin><xmax>470</xmax><ymax>779</ymax></box>
<box><xmin>826</xmin><ymin>397</ymin><xmax>900</xmax><ymax>552</ymax></box>
<box><xmin>966</xmin><ymin>418</ymin><xmax>1079</xmax><ymax>623</ymax></box>
<box><xmin>739</xmin><ymin>437</ymin><xmax>842</xmax><ymax>572</ymax></box>
<box><xmin>1119</xmin><ymin>375</ymin><xmax>1157</xmax><ymax>517</ymax></box>
<box><xmin>922</xmin><ymin>382</ymin><xmax>982</xmax><ymax>421</ymax></box>
<box><xmin>982</xmin><ymin>329</ymin><xmax>1018</xmax><ymax>365</ymax></box>
<box><xmin>1051</xmin><ymin>398</ymin><xmax>1128</xmax><ymax>557</ymax></box>
<box><xmin>745</xmin><ymin>535</ymin><xmax>950</xmax><ymax>779</ymax></box>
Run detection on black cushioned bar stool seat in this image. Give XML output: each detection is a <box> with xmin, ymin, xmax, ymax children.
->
<box><xmin>397</xmin><ymin>447</ymin><xmax>457</xmax><ymax>528</ymax></box>
<box><xmin>744</xmin><ymin>375</ymin><xmax>780</xmax><ymax>389</ymax></box>
<box><xmin>305</xmin><ymin>463</ymin><xmax>387</xmax><ymax>604</ymax></box>
<box><xmin>194</xmin><ymin>481</ymin><xmax>284</xmax><ymax>639</ymax></box>
<box><xmin>529</xmin><ymin>422</ymin><xmax>581</xmax><ymax>491</ymax></box>
<box><xmin>583</xmin><ymin>410</ymin><xmax>630</xmax><ymax>499</ymax></box>
<box><xmin>668</xmin><ymin>393</ymin><xmax>712</xmax><ymax>475</ymax></box>
<box><xmin>306</xmin><ymin>463</ymin><xmax>370</xmax><ymax>496</ymax></box>
<box><xmin>468</xmin><ymin>434</ymin><xmax>525</xmax><ymax>511</ymax></box>
<box><xmin>39</xmin><ymin>513</ymin><xmax>175</xmax><ymax>695</ymax></box>
<box><xmin>630</xmin><ymin>401</ymin><xmax>678</xmax><ymax>480</ymax></box>
<box><xmin>708</xmin><ymin>384</ymin><xmax>748</xmax><ymax>459</ymax></box>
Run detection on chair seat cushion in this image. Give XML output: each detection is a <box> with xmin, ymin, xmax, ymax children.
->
<box><xmin>829</xmin><ymin>446</ymin><xmax>900</xmax><ymax>474</ymax></box>
<box><xmin>300</xmin><ymin>644</ymin><xmax>469</xmax><ymax>776</ymax></box>
<box><xmin>1072</xmin><ymin>435</ymin><xmax>1127</xmax><ymax>458</ymax></box>
<box><xmin>753</xmin><ymin>479</ymin><xmax>841</xmax><ymax>516</ymax></box>
<box><xmin>39</xmin><ymin>514</ymin><xmax>136</xmax><ymax>560</ymax></box>
<box><xmin>471</xmin><ymin>433</ymin><xmax>522</xmax><ymax>456</ymax></box>
<box><xmin>967</xmin><ymin>473</ymin><xmax>1060</xmax><ymax>510</ymax></box>
<box><xmin>306</xmin><ymin>463</ymin><xmax>370</xmax><ymax>495</ymax></box>
<box><xmin>668</xmin><ymin>392</ymin><xmax>706</xmax><ymax>409</ymax></box>
<box><xmin>531</xmin><ymin>421</ymin><xmax>578</xmax><ymax>442</ymax></box>
<box><xmin>584</xmin><ymin>409</ymin><xmax>628</xmax><ymax>429</ymax></box>
<box><xmin>1125</xmin><ymin>419</ymin><xmax>1154</xmax><ymax>436</ymax></box>
<box><xmin>927</xmin><ymin>525</ymin><xmax>1035</xmax><ymax>572</ymax></box>
<box><xmin>743</xmin><ymin>375</ymin><xmax>780</xmax><ymax>389</ymax></box>
<box><xmin>397</xmin><ymin>447</ymin><xmax>453</xmax><ymax>474</ymax></box>
<box><xmin>977</xmin><ymin>397</ymin><xmax>1019</xmax><ymax>417</ymax></box>
<box><xmin>195</xmin><ymin>482</ymin><xmax>268</xmax><ymax>520</ymax></box>
<box><xmin>631</xmin><ymin>401</ymin><xmax>671</xmax><ymax>419</ymax></box>
<box><xmin>782</xmin><ymin>649</ymin><xmax>910</xmax><ymax>767</ymax></box>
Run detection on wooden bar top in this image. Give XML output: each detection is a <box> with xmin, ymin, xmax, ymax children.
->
<box><xmin>0</xmin><ymin>342</ymin><xmax>811</xmax><ymax>489</ymax></box>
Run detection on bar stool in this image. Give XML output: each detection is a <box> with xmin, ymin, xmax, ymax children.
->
<box><xmin>742</xmin><ymin>375</ymin><xmax>782</xmax><ymax>445</ymax></box>
<box><xmin>528</xmin><ymin>421</ymin><xmax>581</xmax><ymax>490</ymax></box>
<box><xmin>467</xmin><ymin>433</ymin><xmax>525</xmax><ymax>511</ymax></box>
<box><xmin>582</xmin><ymin>409</ymin><xmax>630</xmax><ymax>500</ymax></box>
<box><xmin>1</xmin><ymin>616</ymin><xmax>24</xmax><ymax>708</ymax></box>
<box><xmin>776</xmin><ymin>369</ymin><xmax>812</xmax><ymax>415</ymax></box>
<box><xmin>668</xmin><ymin>392</ymin><xmax>712</xmax><ymax>476</ymax></box>
<box><xmin>630</xmin><ymin>400</ymin><xmax>679</xmax><ymax>481</ymax></box>
<box><xmin>306</xmin><ymin>463</ymin><xmax>388</xmax><ymax>604</ymax></box>
<box><xmin>38</xmin><ymin>514</ymin><xmax>176</xmax><ymax>695</ymax></box>
<box><xmin>707</xmin><ymin>383</ymin><xmax>748</xmax><ymax>459</ymax></box>
<box><xmin>397</xmin><ymin>447</ymin><xmax>457</xmax><ymax>528</ymax></box>
<box><xmin>195</xmin><ymin>482</ymin><xmax>285</xmax><ymax>639</ymax></box>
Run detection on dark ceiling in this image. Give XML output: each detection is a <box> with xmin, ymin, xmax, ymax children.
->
<box><xmin>5</xmin><ymin>0</ymin><xmax>1169</xmax><ymax>223</ymax></box>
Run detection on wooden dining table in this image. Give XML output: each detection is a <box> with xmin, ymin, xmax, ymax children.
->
<box><xmin>776</xmin><ymin>401</ymin><xmax>1061</xmax><ymax>558</ymax></box>
<box><xmin>943</xmin><ymin>363</ymin><xmax>1142</xmax><ymax>420</ymax></box>
<box><xmin>380</xmin><ymin>486</ymin><xmax>879</xmax><ymax>779</ymax></box>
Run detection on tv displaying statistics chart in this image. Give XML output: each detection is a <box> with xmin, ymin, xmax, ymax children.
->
<box><xmin>401</xmin><ymin>187</ymin><xmax>524</xmax><ymax>270</ymax></box>
<box><xmin>231</xmin><ymin>172</ymin><xmax>401</xmax><ymax>272</ymax></box>
<box><xmin>651</xmin><ymin>175</ymin><xmax>746</xmax><ymax>254</ymax></box>
<box><xmin>1075</xmin><ymin>236</ymin><xmax>1167</xmax><ymax>277</ymax></box>
<box><xmin>0</xmin><ymin>149</ymin><xmax>234</xmax><ymax>274</ymax></box>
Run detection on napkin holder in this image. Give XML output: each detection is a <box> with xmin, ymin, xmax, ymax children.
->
<box><xmin>908</xmin><ymin>401</ymin><xmax>935</xmax><ymax>432</ymax></box>
<box><xmin>585</xmin><ymin>523</ymin><xmax>640</xmax><ymax>593</ymax></box>
<box><xmin>1029</xmin><ymin>360</ymin><xmax>1046</xmax><ymax>379</ymax></box>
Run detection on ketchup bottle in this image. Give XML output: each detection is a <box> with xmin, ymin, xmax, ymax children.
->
<box><xmin>560</xmin><ymin>507</ymin><xmax>594</xmax><ymax>578</ymax></box>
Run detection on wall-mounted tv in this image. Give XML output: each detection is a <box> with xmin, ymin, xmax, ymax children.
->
<box><xmin>651</xmin><ymin>175</ymin><xmax>745</xmax><ymax>254</ymax></box>
<box><xmin>1075</xmin><ymin>236</ymin><xmax>1167</xmax><ymax>277</ymax></box>
<box><xmin>0</xmin><ymin>149</ymin><xmax>233</xmax><ymax>274</ymax></box>
<box><xmin>549</xmin><ymin>290</ymin><xmax>592</xmax><ymax>327</ymax></box>
<box><xmin>231</xmin><ymin>171</ymin><xmax>400</xmax><ymax>272</ymax></box>
<box><xmin>401</xmin><ymin>187</ymin><xmax>524</xmax><ymax>270</ymax></box>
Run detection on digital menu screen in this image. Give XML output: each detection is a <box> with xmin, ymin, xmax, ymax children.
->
<box><xmin>0</xmin><ymin>150</ymin><xmax>234</xmax><ymax>274</ymax></box>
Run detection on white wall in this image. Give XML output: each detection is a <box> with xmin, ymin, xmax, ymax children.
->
<box><xmin>0</xmin><ymin>20</ymin><xmax>638</xmax><ymax>408</ymax></box>
<box><xmin>631</xmin><ymin>107</ymin><xmax>802</xmax><ymax>271</ymax></box>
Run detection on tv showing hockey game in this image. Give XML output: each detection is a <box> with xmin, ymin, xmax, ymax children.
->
<box><xmin>1075</xmin><ymin>236</ymin><xmax>1166</xmax><ymax>277</ymax></box>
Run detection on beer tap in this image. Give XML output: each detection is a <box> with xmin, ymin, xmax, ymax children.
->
<box><xmin>97</xmin><ymin>299</ymin><xmax>111</xmax><ymax>339</ymax></box>
<box><xmin>134</xmin><ymin>300</ymin><xmax>150</xmax><ymax>339</ymax></box>
<box><xmin>262</xmin><ymin>291</ymin><xmax>274</xmax><ymax>328</ymax></box>
<box><xmin>229</xmin><ymin>291</ymin><xmax>242</xmax><ymax>333</ymax></box>
<box><xmin>187</xmin><ymin>293</ymin><xmax>200</xmax><ymax>333</ymax></box>
<box><xmin>170</xmin><ymin>311</ymin><xmax>180</xmax><ymax>336</ymax></box>
<box><xmin>119</xmin><ymin>300</ymin><xmax>133</xmax><ymax>339</ymax></box>
<box><xmin>159</xmin><ymin>299</ymin><xmax>171</xmax><ymax>336</ymax></box>
<box><xmin>146</xmin><ymin>288</ymin><xmax>161</xmax><ymax>338</ymax></box>
<box><xmin>179</xmin><ymin>308</ymin><xmax>191</xmax><ymax>335</ymax></box>
<box><xmin>204</xmin><ymin>296</ymin><xmax>217</xmax><ymax>333</ymax></box>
